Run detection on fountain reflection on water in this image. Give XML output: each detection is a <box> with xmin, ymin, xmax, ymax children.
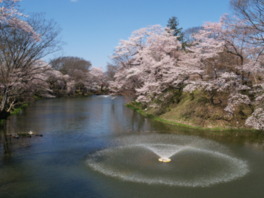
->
<box><xmin>86</xmin><ymin>134</ymin><xmax>249</xmax><ymax>187</ymax></box>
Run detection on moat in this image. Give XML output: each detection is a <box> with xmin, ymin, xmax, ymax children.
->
<box><xmin>0</xmin><ymin>96</ymin><xmax>264</xmax><ymax>198</ymax></box>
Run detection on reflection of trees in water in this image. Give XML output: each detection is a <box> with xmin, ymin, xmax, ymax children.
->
<box><xmin>110</xmin><ymin>99</ymin><xmax>150</xmax><ymax>133</ymax></box>
<box><xmin>0</xmin><ymin>122</ymin><xmax>12</xmax><ymax>156</ymax></box>
<box><xmin>130</xmin><ymin>110</ymin><xmax>146</xmax><ymax>132</ymax></box>
<box><xmin>0</xmin><ymin>121</ymin><xmax>33</xmax><ymax>156</ymax></box>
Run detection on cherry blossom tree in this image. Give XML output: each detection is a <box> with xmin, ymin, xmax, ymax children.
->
<box><xmin>0</xmin><ymin>60</ymin><xmax>53</xmax><ymax>118</ymax></box>
<box><xmin>110</xmin><ymin>19</ymin><xmax>263</xmax><ymax>129</ymax></box>
<box><xmin>45</xmin><ymin>68</ymin><xmax>71</xmax><ymax>96</ymax></box>
<box><xmin>188</xmin><ymin>21</ymin><xmax>226</xmax><ymax>79</ymax></box>
<box><xmin>111</xmin><ymin>25</ymin><xmax>165</xmax><ymax>95</ymax></box>
<box><xmin>111</xmin><ymin>25</ymin><xmax>180</xmax><ymax>96</ymax></box>
<box><xmin>246</xmin><ymin>108</ymin><xmax>264</xmax><ymax>130</ymax></box>
<box><xmin>88</xmin><ymin>67</ymin><xmax>108</xmax><ymax>93</ymax></box>
<box><xmin>0</xmin><ymin>0</ymin><xmax>38</xmax><ymax>39</ymax></box>
<box><xmin>111</xmin><ymin>25</ymin><xmax>206</xmax><ymax>104</ymax></box>
<box><xmin>0</xmin><ymin>14</ymin><xmax>60</xmax><ymax>119</ymax></box>
<box><xmin>50</xmin><ymin>56</ymin><xmax>95</xmax><ymax>95</ymax></box>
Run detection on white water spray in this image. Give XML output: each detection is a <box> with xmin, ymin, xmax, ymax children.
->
<box><xmin>86</xmin><ymin>135</ymin><xmax>249</xmax><ymax>187</ymax></box>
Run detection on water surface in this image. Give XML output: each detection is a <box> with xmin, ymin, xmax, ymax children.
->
<box><xmin>0</xmin><ymin>96</ymin><xmax>264</xmax><ymax>198</ymax></box>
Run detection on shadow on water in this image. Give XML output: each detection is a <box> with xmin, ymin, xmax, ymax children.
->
<box><xmin>1</xmin><ymin>123</ymin><xmax>12</xmax><ymax>157</ymax></box>
<box><xmin>152</xmin><ymin>120</ymin><xmax>264</xmax><ymax>145</ymax></box>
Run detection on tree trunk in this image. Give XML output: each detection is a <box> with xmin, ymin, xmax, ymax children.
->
<box><xmin>0</xmin><ymin>87</ymin><xmax>10</xmax><ymax>119</ymax></box>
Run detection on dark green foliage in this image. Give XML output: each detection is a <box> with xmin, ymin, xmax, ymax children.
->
<box><xmin>10</xmin><ymin>103</ymin><xmax>28</xmax><ymax>115</ymax></box>
<box><xmin>167</xmin><ymin>16</ymin><xmax>186</xmax><ymax>48</ymax></box>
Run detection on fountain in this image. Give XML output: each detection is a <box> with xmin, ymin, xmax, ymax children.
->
<box><xmin>158</xmin><ymin>157</ymin><xmax>171</xmax><ymax>163</ymax></box>
<box><xmin>86</xmin><ymin>135</ymin><xmax>249</xmax><ymax>187</ymax></box>
<box><xmin>140</xmin><ymin>143</ymin><xmax>188</xmax><ymax>163</ymax></box>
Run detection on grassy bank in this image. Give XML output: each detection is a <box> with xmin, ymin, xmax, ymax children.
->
<box><xmin>126</xmin><ymin>102</ymin><xmax>259</xmax><ymax>133</ymax></box>
<box><xmin>10</xmin><ymin>103</ymin><xmax>29</xmax><ymax>115</ymax></box>
<box><xmin>0</xmin><ymin>103</ymin><xmax>28</xmax><ymax>127</ymax></box>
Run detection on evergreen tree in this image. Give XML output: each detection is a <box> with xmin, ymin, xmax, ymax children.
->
<box><xmin>167</xmin><ymin>16</ymin><xmax>186</xmax><ymax>49</ymax></box>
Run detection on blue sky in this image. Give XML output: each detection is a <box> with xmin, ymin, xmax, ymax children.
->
<box><xmin>20</xmin><ymin>0</ymin><xmax>231</xmax><ymax>70</ymax></box>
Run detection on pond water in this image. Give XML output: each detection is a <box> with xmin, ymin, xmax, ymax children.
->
<box><xmin>0</xmin><ymin>96</ymin><xmax>264</xmax><ymax>198</ymax></box>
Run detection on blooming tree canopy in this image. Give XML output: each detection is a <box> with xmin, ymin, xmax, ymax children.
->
<box><xmin>109</xmin><ymin>7</ymin><xmax>264</xmax><ymax>130</ymax></box>
<box><xmin>0</xmin><ymin>0</ymin><xmax>39</xmax><ymax>40</ymax></box>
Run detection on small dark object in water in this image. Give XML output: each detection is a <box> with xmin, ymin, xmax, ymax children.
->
<box><xmin>28</xmin><ymin>131</ymin><xmax>43</xmax><ymax>137</ymax></box>
<box><xmin>14</xmin><ymin>131</ymin><xmax>43</xmax><ymax>138</ymax></box>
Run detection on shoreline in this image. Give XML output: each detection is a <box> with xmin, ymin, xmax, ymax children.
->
<box><xmin>126</xmin><ymin>103</ymin><xmax>262</xmax><ymax>134</ymax></box>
